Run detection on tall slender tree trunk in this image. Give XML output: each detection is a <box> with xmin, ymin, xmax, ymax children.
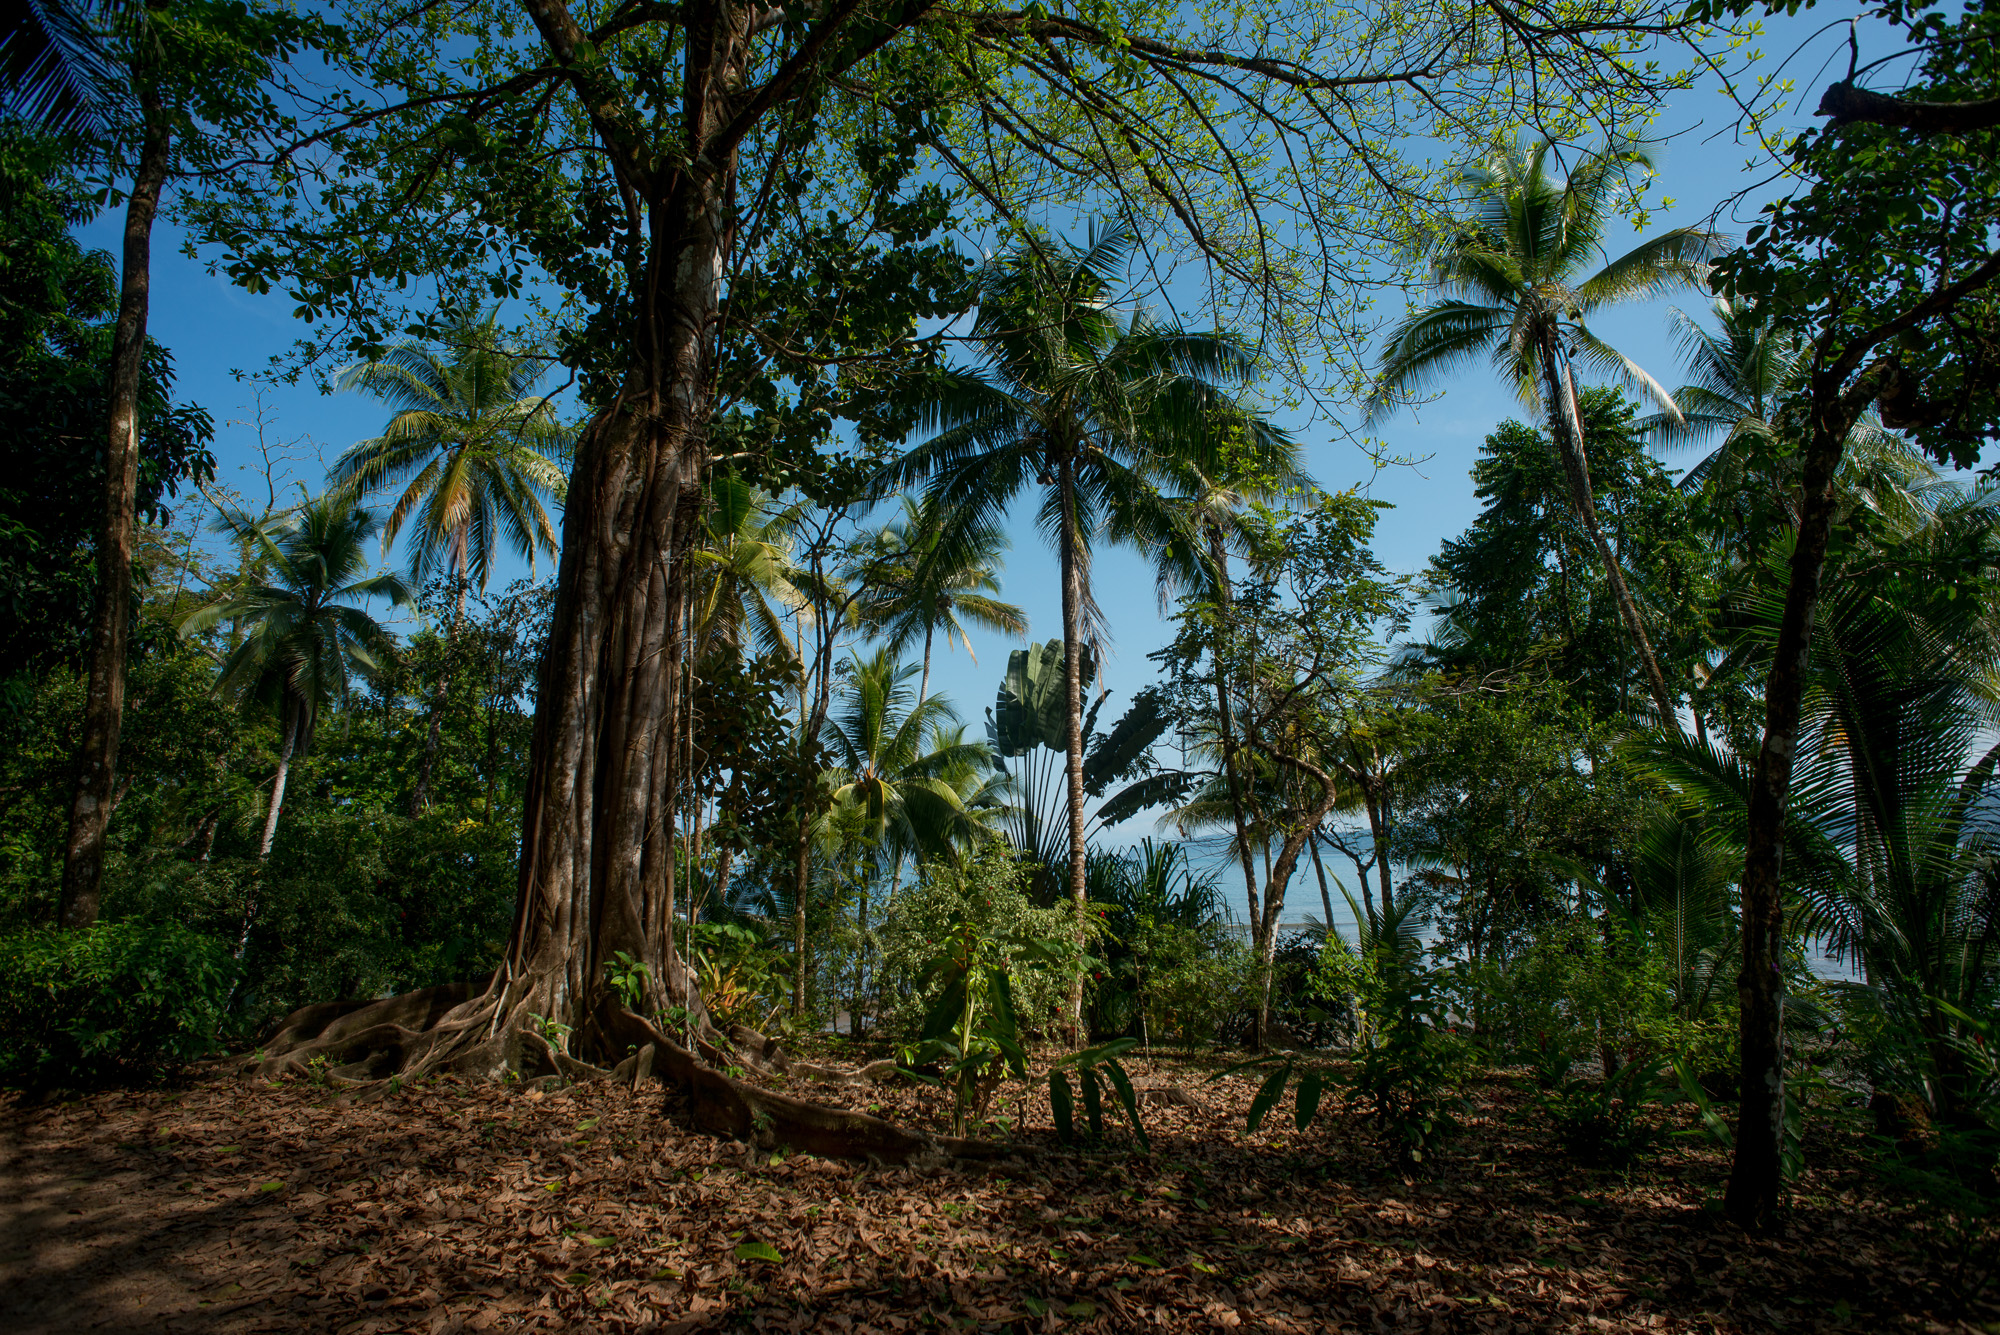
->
<box><xmin>1308</xmin><ymin>830</ymin><xmax>1335</xmax><ymax>931</ymax></box>
<box><xmin>1056</xmin><ymin>460</ymin><xmax>1090</xmax><ymax>1046</ymax></box>
<box><xmin>1252</xmin><ymin>773</ymin><xmax>1341</xmax><ymax>1045</ymax></box>
<box><xmin>1205</xmin><ymin>522</ymin><xmax>1264</xmax><ymax>1031</ymax></box>
<box><xmin>59</xmin><ymin>95</ymin><xmax>171</xmax><ymax>929</ymax></box>
<box><xmin>259</xmin><ymin>706</ymin><xmax>299</xmax><ymax>860</ymax></box>
<box><xmin>1542</xmin><ymin>349</ymin><xmax>1679</xmax><ymax>730</ymax></box>
<box><xmin>1363</xmin><ymin>778</ymin><xmax>1394</xmax><ymax>916</ymax></box>
<box><xmin>409</xmin><ymin>564</ymin><xmax>468</xmax><ymax>817</ymax></box>
<box><xmin>918</xmin><ymin>625</ymin><xmax>934</xmax><ymax>710</ymax></box>
<box><xmin>1725</xmin><ymin>364</ymin><xmax>1884</xmax><ymax>1233</ymax></box>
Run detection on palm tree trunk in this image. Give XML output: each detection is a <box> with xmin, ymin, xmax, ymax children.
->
<box><xmin>1056</xmin><ymin>459</ymin><xmax>1090</xmax><ymax>1046</ymax></box>
<box><xmin>918</xmin><ymin>625</ymin><xmax>934</xmax><ymax>710</ymax></box>
<box><xmin>259</xmin><ymin>705</ymin><xmax>299</xmax><ymax>860</ymax></box>
<box><xmin>1725</xmin><ymin>363</ymin><xmax>1887</xmax><ymax>1233</ymax></box>
<box><xmin>59</xmin><ymin>94</ymin><xmax>171</xmax><ymax>930</ymax></box>
<box><xmin>1308</xmin><ymin>830</ymin><xmax>1335</xmax><ymax>931</ymax></box>
<box><xmin>1543</xmin><ymin>351</ymin><xmax>1679</xmax><ymax>730</ymax></box>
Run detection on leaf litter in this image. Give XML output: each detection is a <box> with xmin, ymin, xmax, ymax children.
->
<box><xmin>0</xmin><ymin>1051</ymin><xmax>1982</xmax><ymax>1332</ymax></box>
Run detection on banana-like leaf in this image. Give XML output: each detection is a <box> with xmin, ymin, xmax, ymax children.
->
<box><xmin>1081</xmin><ymin>1067</ymin><xmax>1106</xmax><ymax>1138</ymax></box>
<box><xmin>1050</xmin><ymin>1070</ymin><xmax>1076</xmax><ymax>1141</ymax></box>
<box><xmin>1095</xmin><ymin>771</ymin><xmax>1199</xmax><ymax>826</ymax></box>
<box><xmin>1083</xmin><ymin>688</ymin><xmax>1171</xmax><ymax>797</ymax></box>
<box><xmin>1247</xmin><ymin>1064</ymin><xmax>1292</xmax><ymax>1133</ymax></box>
<box><xmin>1294</xmin><ymin>1070</ymin><xmax>1325</xmax><ymax>1131</ymax></box>
<box><xmin>919</xmin><ymin>970</ymin><xmax>969</xmax><ymax>1045</ymax></box>
<box><xmin>1101</xmin><ymin>1058</ymin><xmax>1151</xmax><ymax>1151</ymax></box>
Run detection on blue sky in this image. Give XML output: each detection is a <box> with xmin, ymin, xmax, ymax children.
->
<box><xmin>83</xmin><ymin>4</ymin><xmax>1888</xmax><ymax>928</ymax></box>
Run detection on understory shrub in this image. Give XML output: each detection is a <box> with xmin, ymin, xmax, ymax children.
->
<box><xmin>1538</xmin><ymin>1057</ymin><xmax>1669</xmax><ymax>1167</ymax></box>
<box><xmin>878</xmin><ymin>847</ymin><xmax>1075</xmax><ymax>1039</ymax></box>
<box><xmin>0</xmin><ymin>919</ymin><xmax>238</xmax><ymax>1088</ymax></box>
<box><xmin>1317</xmin><ymin>905</ymin><xmax>1475</xmax><ymax>1173</ymax></box>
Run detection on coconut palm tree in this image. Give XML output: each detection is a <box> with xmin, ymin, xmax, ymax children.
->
<box><xmin>879</xmin><ymin>221</ymin><xmax>1293</xmax><ymax>1037</ymax></box>
<box><xmin>179</xmin><ymin>495</ymin><xmax>412</xmax><ymax>858</ymax></box>
<box><xmin>0</xmin><ymin>0</ymin><xmax>113</xmax><ymax>134</ymax></box>
<box><xmin>687</xmin><ymin>475</ymin><xmax>807</xmax><ymax>665</ymax></box>
<box><xmin>1631</xmin><ymin>486</ymin><xmax>2000</xmax><ymax>1124</ymax></box>
<box><xmin>1368</xmin><ymin>138</ymin><xmax>1726</xmax><ymax>728</ymax></box>
<box><xmin>331</xmin><ymin>306</ymin><xmax>570</xmax><ymax>598</ymax></box>
<box><xmin>330</xmin><ymin>306</ymin><xmax>570</xmax><ymax>813</ymax></box>
<box><xmin>862</xmin><ymin>495</ymin><xmax>1027</xmax><ymax>707</ymax></box>
<box><xmin>1645</xmin><ymin>296</ymin><xmax>1947</xmax><ymax>542</ymax></box>
<box><xmin>823</xmin><ymin>650</ymin><xmax>1001</xmax><ymax>865</ymax></box>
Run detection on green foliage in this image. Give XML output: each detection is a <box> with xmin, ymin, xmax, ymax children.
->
<box><xmin>1538</xmin><ymin>1057</ymin><xmax>1670</xmax><ymax>1168</ymax></box>
<box><xmin>1085</xmin><ymin>841</ymin><xmax>1241</xmax><ymax>1045</ymax></box>
<box><xmin>902</xmin><ymin>911</ymin><xmax>1057</xmax><ymax>1137</ymax></box>
<box><xmin>1705</xmin><ymin>0</ymin><xmax>2000</xmax><ymax>471</ymax></box>
<box><xmin>879</xmin><ymin>847</ymin><xmax>1076</xmax><ymax>1038</ymax></box>
<box><xmin>1050</xmin><ymin>1037</ymin><xmax>1150</xmax><ymax>1152</ymax></box>
<box><xmin>605</xmin><ymin>952</ymin><xmax>651</xmax><ymax>1013</ymax></box>
<box><xmin>0</xmin><ymin>920</ymin><xmax>238</xmax><ymax>1088</ymax></box>
<box><xmin>1311</xmin><ymin>895</ymin><xmax>1474</xmax><ymax>1173</ymax></box>
<box><xmin>688</xmin><ymin>922</ymin><xmax>789</xmax><ymax>1033</ymax></box>
<box><xmin>1417</xmin><ymin>391</ymin><xmax>1716</xmax><ymax>721</ymax></box>
<box><xmin>0</xmin><ymin>132</ymin><xmax>213</xmax><ymax>702</ymax></box>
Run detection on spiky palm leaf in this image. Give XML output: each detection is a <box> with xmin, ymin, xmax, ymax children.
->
<box><xmin>330</xmin><ymin>307</ymin><xmax>571</xmax><ymax>594</ymax></box>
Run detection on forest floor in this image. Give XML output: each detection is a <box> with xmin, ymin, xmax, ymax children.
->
<box><xmin>0</xmin><ymin>1045</ymin><xmax>1984</xmax><ymax>1334</ymax></box>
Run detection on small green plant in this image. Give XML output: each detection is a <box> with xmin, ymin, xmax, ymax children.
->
<box><xmin>605</xmin><ymin>952</ymin><xmax>652</xmax><ymax>1011</ymax></box>
<box><xmin>1313</xmin><ymin>890</ymin><xmax>1472</xmax><ymax>1173</ymax></box>
<box><xmin>688</xmin><ymin>922</ymin><xmax>787</xmax><ymax>1032</ymax></box>
<box><xmin>1539</xmin><ymin>1057</ymin><xmax>1669</xmax><ymax>1168</ymax></box>
<box><xmin>528</xmin><ymin>1013</ymin><xmax>573</xmax><ymax>1055</ymax></box>
<box><xmin>1050</xmin><ymin>1037</ymin><xmax>1150</xmax><ymax>1151</ymax></box>
<box><xmin>902</xmin><ymin>913</ymin><xmax>1058</xmax><ymax>1137</ymax></box>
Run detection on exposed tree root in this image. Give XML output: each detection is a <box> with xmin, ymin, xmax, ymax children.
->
<box><xmin>240</xmin><ymin>983</ymin><xmax>1020</xmax><ymax>1166</ymax></box>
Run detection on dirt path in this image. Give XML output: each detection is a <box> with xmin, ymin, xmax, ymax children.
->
<box><xmin>0</xmin><ymin>1059</ymin><xmax>1975</xmax><ymax>1332</ymax></box>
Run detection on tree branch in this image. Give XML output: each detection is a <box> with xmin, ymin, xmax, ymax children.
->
<box><xmin>1818</xmin><ymin>79</ymin><xmax>2000</xmax><ymax>135</ymax></box>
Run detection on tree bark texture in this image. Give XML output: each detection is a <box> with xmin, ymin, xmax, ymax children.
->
<box><xmin>493</xmin><ymin>0</ymin><xmax>756</xmax><ymax>1054</ymax></box>
<box><xmin>1542</xmin><ymin>351</ymin><xmax>1680</xmax><ymax>730</ymax></box>
<box><xmin>1251</xmin><ymin>771</ymin><xmax>1341</xmax><ymax>1048</ymax></box>
<box><xmin>1724</xmin><ymin>365</ymin><xmax>1883</xmax><ymax>1232</ymax></box>
<box><xmin>59</xmin><ymin>96</ymin><xmax>171</xmax><ymax>929</ymax></box>
<box><xmin>1057</xmin><ymin>460</ymin><xmax>1090</xmax><ymax>1045</ymax></box>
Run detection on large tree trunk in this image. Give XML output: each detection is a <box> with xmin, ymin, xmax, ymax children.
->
<box><xmin>1724</xmin><ymin>364</ymin><xmax>1882</xmax><ymax>1233</ymax></box>
<box><xmin>1056</xmin><ymin>460</ymin><xmax>1090</xmax><ymax>1045</ymax></box>
<box><xmin>58</xmin><ymin>95</ymin><xmax>171</xmax><ymax>930</ymax></box>
<box><xmin>1542</xmin><ymin>350</ymin><xmax>1679</xmax><ymax>730</ymax></box>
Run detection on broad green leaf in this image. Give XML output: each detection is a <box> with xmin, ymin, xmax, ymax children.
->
<box><xmin>1247</xmin><ymin>1064</ymin><xmax>1291</xmax><ymax>1133</ymax></box>
<box><xmin>1050</xmin><ymin>1070</ymin><xmax>1075</xmax><ymax>1142</ymax></box>
<box><xmin>1101</xmin><ymin>1058</ymin><xmax>1151</xmax><ymax>1151</ymax></box>
<box><xmin>733</xmin><ymin>1240</ymin><xmax>783</xmax><ymax>1263</ymax></box>
<box><xmin>1081</xmin><ymin>1067</ymin><xmax>1105</xmax><ymax>1139</ymax></box>
<box><xmin>1294</xmin><ymin>1070</ymin><xmax>1324</xmax><ymax>1131</ymax></box>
